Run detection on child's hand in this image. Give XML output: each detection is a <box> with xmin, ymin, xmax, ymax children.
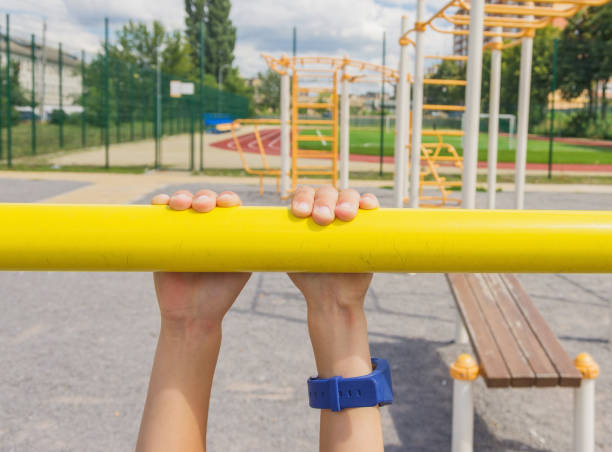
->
<box><xmin>287</xmin><ymin>185</ymin><xmax>379</xmax><ymax>315</ymax></box>
<box><xmin>151</xmin><ymin>189</ymin><xmax>251</xmax><ymax>338</ymax></box>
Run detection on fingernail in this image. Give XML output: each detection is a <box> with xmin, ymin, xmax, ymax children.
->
<box><xmin>294</xmin><ymin>202</ymin><xmax>310</xmax><ymax>213</ymax></box>
<box><xmin>217</xmin><ymin>193</ymin><xmax>231</xmax><ymax>201</ymax></box>
<box><xmin>337</xmin><ymin>202</ymin><xmax>352</xmax><ymax>210</ymax></box>
<box><xmin>171</xmin><ymin>193</ymin><xmax>190</xmax><ymax>203</ymax></box>
<box><xmin>314</xmin><ymin>206</ymin><xmax>332</xmax><ymax>218</ymax></box>
<box><xmin>194</xmin><ymin>195</ymin><xmax>210</xmax><ymax>204</ymax></box>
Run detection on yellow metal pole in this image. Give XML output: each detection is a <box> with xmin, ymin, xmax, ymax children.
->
<box><xmin>0</xmin><ymin>204</ymin><xmax>611</xmax><ymax>273</ymax></box>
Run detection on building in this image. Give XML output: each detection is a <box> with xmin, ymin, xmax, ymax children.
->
<box><xmin>0</xmin><ymin>34</ymin><xmax>82</xmax><ymax>117</ymax></box>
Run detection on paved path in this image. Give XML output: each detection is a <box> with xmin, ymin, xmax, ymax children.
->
<box><xmin>0</xmin><ymin>178</ymin><xmax>610</xmax><ymax>452</ymax></box>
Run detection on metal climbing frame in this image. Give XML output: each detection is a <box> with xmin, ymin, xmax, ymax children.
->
<box><xmin>262</xmin><ymin>54</ymin><xmax>401</xmax><ymax>195</ymax></box>
<box><xmin>291</xmin><ymin>68</ymin><xmax>339</xmax><ymax>191</ymax></box>
<box><xmin>220</xmin><ymin>119</ymin><xmax>281</xmax><ymax>195</ymax></box>
<box><xmin>396</xmin><ymin>0</ymin><xmax>610</xmax><ymax>211</ymax></box>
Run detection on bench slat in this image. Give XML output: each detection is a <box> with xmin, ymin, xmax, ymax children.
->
<box><xmin>483</xmin><ymin>274</ymin><xmax>559</xmax><ymax>387</ymax></box>
<box><xmin>501</xmin><ymin>275</ymin><xmax>582</xmax><ymax>387</ymax></box>
<box><xmin>447</xmin><ymin>274</ymin><xmax>511</xmax><ymax>387</ymax></box>
<box><xmin>465</xmin><ymin>274</ymin><xmax>535</xmax><ymax>387</ymax></box>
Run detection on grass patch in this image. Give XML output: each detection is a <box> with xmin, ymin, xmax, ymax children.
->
<box><xmin>298</xmin><ymin>127</ymin><xmax>612</xmax><ymax>165</ymax></box>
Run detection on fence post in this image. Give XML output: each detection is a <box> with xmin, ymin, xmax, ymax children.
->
<box><xmin>31</xmin><ymin>34</ymin><xmax>37</xmax><ymax>155</ymax></box>
<box><xmin>115</xmin><ymin>60</ymin><xmax>120</xmax><ymax>143</ymax></box>
<box><xmin>59</xmin><ymin>43</ymin><xmax>64</xmax><ymax>149</ymax></box>
<box><xmin>104</xmin><ymin>17</ymin><xmax>110</xmax><ymax>168</ymax></box>
<box><xmin>155</xmin><ymin>55</ymin><xmax>161</xmax><ymax>169</ymax></box>
<box><xmin>6</xmin><ymin>14</ymin><xmax>12</xmax><ymax>167</ymax></box>
<box><xmin>81</xmin><ymin>49</ymin><xmax>86</xmax><ymax>148</ymax></box>
<box><xmin>189</xmin><ymin>98</ymin><xmax>195</xmax><ymax>171</ymax></box>
<box><xmin>129</xmin><ymin>63</ymin><xmax>134</xmax><ymax>142</ymax></box>
<box><xmin>199</xmin><ymin>20</ymin><xmax>205</xmax><ymax>171</ymax></box>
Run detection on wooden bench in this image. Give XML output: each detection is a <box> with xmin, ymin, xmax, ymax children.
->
<box><xmin>446</xmin><ymin>273</ymin><xmax>598</xmax><ymax>452</ymax></box>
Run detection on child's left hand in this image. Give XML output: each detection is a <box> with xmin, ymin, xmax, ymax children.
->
<box><xmin>151</xmin><ymin>189</ymin><xmax>251</xmax><ymax>338</ymax></box>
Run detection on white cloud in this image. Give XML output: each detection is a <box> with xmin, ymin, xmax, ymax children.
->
<box><xmin>4</xmin><ymin>0</ymin><xmax>455</xmax><ymax>76</ymax></box>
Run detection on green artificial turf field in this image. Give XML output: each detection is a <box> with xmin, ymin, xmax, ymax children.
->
<box><xmin>298</xmin><ymin>127</ymin><xmax>612</xmax><ymax>165</ymax></box>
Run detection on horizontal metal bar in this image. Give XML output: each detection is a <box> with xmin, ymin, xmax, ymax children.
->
<box><xmin>296</xmin><ymin>135</ymin><xmax>335</xmax><ymax>142</ymax></box>
<box><xmin>296</xmin><ymin>102</ymin><xmax>334</xmax><ymax>109</ymax></box>
<box><xmin>423</xmin><ymin>104</ymin><xmax>466</xmax><ymax>111</ymax></box>
<box><xmin>0</xmin><ymin>205</ymin><xmax>611</xmax><ymax>273</ymax></box>
<box><xmin>423</xmin><ymin>79</ymin><xmax>467</xmax><ymax>86</ymax></box>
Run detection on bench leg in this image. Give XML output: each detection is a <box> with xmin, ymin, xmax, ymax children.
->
<box><xmin>450</xmin><ymin>354</ymin><xmax>479</xmax><ymax>452</ymax></box>
<box><xmin>455</xmin><ymin>310</ymin><xmax>469</xmax><ymax>344</ymax></box>
<box><xmin>573</xmin><ymin>353</ymin><xmax>599</xmax><ymax>452</ymax></box>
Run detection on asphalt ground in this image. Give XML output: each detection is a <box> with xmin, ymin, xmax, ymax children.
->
<box><xmin>0</xmin><ymin>179</ymin><xmax>610</xmax><ymax>451</ymax></box>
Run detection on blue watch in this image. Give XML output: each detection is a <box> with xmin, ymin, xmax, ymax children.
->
<box><xmin>307</xmin><ymin>358</ymin><xmax>393</xmax><ymax>412</ymax></box>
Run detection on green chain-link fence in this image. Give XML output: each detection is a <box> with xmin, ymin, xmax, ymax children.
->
<box><xmin>0</xmin><ymin>14</ymin><xmax>250</xmax><ymax>171</ymax></box>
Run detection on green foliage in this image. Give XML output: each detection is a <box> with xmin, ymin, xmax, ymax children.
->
<box><xmin>558</xmin><ymin>2</ymin><xmax>611</xmax><ymax>120</ymax></box>
<box><xmin>0</xmin><ymin>61</ymin><xmax>28</xmax><ymax>125</ymax></box>
<box><xmin>253</xmin><ymin>69</ymin><xmax>280</xmax><ymax>112</ymax></box>
<box><xmin>424</xmin><ymin>60</ymin><xmax>466</xmax><ymax>106</ymax></box>
<box><xmin>184</xmin><ymin>0</ymin><xmax>236</xmax><ymax>82</ymax></box>
<box><xmin>481</xmin><ymin>25</ymin><xmax>560</xmax><ymax>127</ymax></box>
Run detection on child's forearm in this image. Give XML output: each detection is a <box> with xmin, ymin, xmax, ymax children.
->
<box><xmin>307</xmin><ymin>299</ymin><xmax>384</xmax><ymax>452</ymax></box>
<box><xmin>136</xmin><ymin>323</ymin><xmax>222</xmax><ymax>452</ymax></box>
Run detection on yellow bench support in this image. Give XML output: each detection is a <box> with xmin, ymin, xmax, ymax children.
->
<box><xmin>0</xmin><ymin>205</ymin><xmax>611</xmax><ymax>273</ymax></box>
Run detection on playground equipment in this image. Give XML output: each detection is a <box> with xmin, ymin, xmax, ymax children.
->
<box><xmin>0</xmin><ymin>204</ymin><xmax>611</xmax><ymax>273</ymax></box>
<box><xmin>261</xmin><ymin>55</ymin><xmax>399</xmax><ymax>196</ymax></box>
<box><xmin>396</xmin><ymin>0</ymin><xmax>610</xmax><ymax>210</ymax></box>
<box><xmin>221</xmin><ymin>119</ymin><xmax>281</xmax><ymax>195</ymax></box>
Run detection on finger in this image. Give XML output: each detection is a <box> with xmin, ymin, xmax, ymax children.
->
<box><xmin>169</xmin><ymin>190</ymin><xmax>193</xmax><ymax>211</ymax></box>
<box><xmin>334</xmin><ymin>189</ymin><xmax>361</xmax><ymax>222</ymax></box>
<box><xmin>291</xmin><ymin>185</ymin><xmax>316</xmax><ymax>218</ymax></box>
<box><xmin>359</xmin><ymin>193</ymin><xmax>380</xmax><ymax>210</ymax></box>
<box><xmin>192</xmin><ymin>189</ymin><xmax>217</xmax><ymax>213</ymax></box>
<box><xmin>216</xmin><ymin>191</ymin><xmax>242</xmax><ymax>207</ymax></box>
<box><xmin>312</xmin><ymin>185</ymin><xmax>339</xmax><ymax>226</ymax></box>
<box><xmin>151</xmin><ymin>194</ymin><xmax>170</xmax><ymax>205</ymax></box>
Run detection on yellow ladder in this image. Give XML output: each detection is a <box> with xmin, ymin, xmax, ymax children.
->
<box><xmin>291</xmin><ymin>70</ymin><xmax>338</xmax><ymax>191</ymax></box>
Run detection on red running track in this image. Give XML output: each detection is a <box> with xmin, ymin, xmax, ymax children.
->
<box><xmin>211</xmin><ymin>128</ymin><xmax>612</xmax><ymax>173</ymax></box>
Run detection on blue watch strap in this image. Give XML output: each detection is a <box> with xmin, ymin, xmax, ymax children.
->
<box><xmin>307</xmin><ymin>358</ymin><xmax>393</xmax><ymax>412</ymax></box>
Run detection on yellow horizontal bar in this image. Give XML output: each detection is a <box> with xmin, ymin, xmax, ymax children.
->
<box><xmin>423</xmin><ymin>79</ymin><xmax>467</xmax><ymax>86</ymax></box>
<box><xmin>0</xmin><ymin>205</ymin><xmax>611</xmax><ymax>273</ymax></box>
<box><xmin>423</xmin><ymin>104</ymin><xmax>466</xmax><ymax>111</ymax></box>
<box><xmin>421</xmin><ymin>129</ymin><xmax>464</xmax><ymax>137</ymax></box>
<box><xmin>296</xmin><ymin>102</ymin><xmax>334</xmax><ymax>109</ymax></box>
<box><xmin>425</xmin><ymin>55</ymin><xmax>468</xmax><ymax>61</ymax></box>
<box><xmin>297</xmin><ymin>135</ymin><xmax>335</xmax><ymax>142</ymax></box>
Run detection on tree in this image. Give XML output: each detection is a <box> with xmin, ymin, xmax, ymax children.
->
<box><xmin>184</xmin><ymin>0</ymin><xmax>206</xmax><ymax>73</ymax></box>
<box><xmin>254</xmin><ymin>69</ymin><xmax>280</xmax><ymax>112</ymax></box>
<box><xmin>184</xmin><ymin>0</ymin><xmax>236</xmax><ymax>83</ymax></box>
<box><xmin>558</xmin><ymin>2</ymin><xmax>612</xmax><ymax>119</ymax></box>
<box><xmin>479</xmin><ymin>25</ymin><xmax>559</xmax><ymax>127</ymax></box>
<box><xmin>423</xmin><ymin>60</ymin><xmax>466</xmax><ymax>106</ymax></box>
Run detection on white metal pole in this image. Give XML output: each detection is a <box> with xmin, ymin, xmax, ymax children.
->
<box><xmin>452</xmin><ymin>380</ymin><xmax>474</xmax><ymax>452</ymax></box>
<box><xmin>340</xmin><ymin>72</ymin><xmax>350</xmax><ymax>189</ymax></box>
<box><xmin>455</xmin><ymin>311</ymin><xmax>469</xmax><ymax>344</ymax></box>
<box><xmin>450</xmin><ymin>355</ymin><xmax>478</xmax><ymax>452</ymax></box>
<box><xmin>487</xmin><ymin>28</ymin><xmax>502</xmax><ymax>210</ymax></box>
<box><xmin>462</xmin><ymin>0</ymin><xmax>485</xmax><ymax>210</ymax></box>
<box><xmin>573</xmin><ymin>353</ymin><xmax>599</xmax><ymax>452</ymax></box>
<box><xmin>409</xmin><ymin>1</ymin><xmax>425</xmax><ymax>208</ymax></box>
<box><xmin>280</xmin><ymin>71</ymin><xmax>291</xmax><ymax>196</ymax></box>
<box><xmin>515</xmin><ymin>7</ymin><xmax>534</xmax><ymax>210</ymax></box>
<box><xmin>574</xmin><ymin>379</ymin><xmax>596</xmax><ymax>452</ymax></box>
<box><xmin>394</xmin><ymin>16</ymin><xmax>409</xmax><ymax>208</ymax></box>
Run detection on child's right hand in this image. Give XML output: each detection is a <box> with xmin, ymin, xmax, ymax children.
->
<box><xmin>151</xmin><ymin>189</ymin><xmax>251</xmax><ymax>339</ymax></box>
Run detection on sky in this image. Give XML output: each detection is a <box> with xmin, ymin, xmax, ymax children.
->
<box><xmin>3</xmin><ymin>0</ymin><xmax>455</xmax><ymax>78</ymax></box>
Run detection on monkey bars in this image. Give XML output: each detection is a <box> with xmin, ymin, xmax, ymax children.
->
<box><xmin>1</xmin><ymin>204</ymin><xmax>611</xmax><ymax>273</ymax></box>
